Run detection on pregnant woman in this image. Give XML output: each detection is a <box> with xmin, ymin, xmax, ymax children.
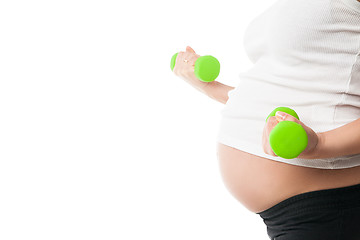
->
<box><xmin>172</xmin><ymin>0</ymin><xmax>360</xmax><ymax>239</ymax></box>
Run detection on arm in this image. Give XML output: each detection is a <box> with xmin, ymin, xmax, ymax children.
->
<box><xmin>312</xmin><ymin>118</ymin><xmax>360</xmax><ymax>159</ymax></box>
<box><xmin>177</xmin><ymin>72</ymin><xmax>235</xmax><ymax>104</ymax></box>
<box><xmin>201</xmin><ymin>80</ymin><xmax>235</xmax><ymax>104</ymax></box>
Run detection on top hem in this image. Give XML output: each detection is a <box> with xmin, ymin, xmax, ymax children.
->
<box><xmin>217</xmin><ymin>134</ymin><xmax>360</xmax><ymax>169</ymax></box>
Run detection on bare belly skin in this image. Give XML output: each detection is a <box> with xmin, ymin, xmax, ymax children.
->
<box><xmin>217</xmin><ymin>143</ymin><xmax>360</xmax><ymax>213</ymax></box>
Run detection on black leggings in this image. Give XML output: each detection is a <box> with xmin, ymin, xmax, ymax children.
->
<box><xmin>257</xmin><ymin>183</ymin><xmax>360</xmax><ymax>240</ymax></box>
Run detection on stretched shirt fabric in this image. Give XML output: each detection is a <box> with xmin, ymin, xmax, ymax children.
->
<box><xmin>217</xmin><ymin>0</ymin><xmax>360</xmax><ymax>169</ymax></box>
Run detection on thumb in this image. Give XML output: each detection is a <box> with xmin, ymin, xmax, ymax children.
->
<box><xmin>275</xmin><ymin>111</ymin><xmax>300</xmax><ymax>123</ymax></box>
<box><xmin>186</xmin><ymin>46</ymin><xmax>196</xmax><ymax>54</ymax></box>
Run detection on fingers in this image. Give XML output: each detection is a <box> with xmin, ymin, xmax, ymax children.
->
<box><xmin>186</xmin><ymin>46</ymin><xmax>196</xmax><ymax>53</ymax></box>
<box><xmin>274</xmin><ymin>111</ymin><xmax>310</xmax><ymax>132</ymax></box>
<box><xmin>172</xmin><ymin>46</ymin><xmax>200</xmax><ymax>78</ymax></box>
<box><xmin>176</xmin><ymin>46</ymin><xmax>199</xmax><ymax>65</ymax></box>
<box><xmin>173</xmin><ymin>52</ymin><xmax>198</xmax><ymax>78</ymax></box>
<box><xmin>187</xmin><ymin>46</ymin><xmax>201</xmax><ymax>61</ymax></box>
<box><xmin>174</xmin><ymin>51</ymin><xmax>194</xmax><ymax>70</ymax></box>
<box><xmin>266</xmin><ymin>116</ymin><xmax>278</xmax><ymax>134</ymax></box>
<box><xmin>263</xmin><ymin>116</ymin><xmax>278</xmax><ymax>156</ymax></box>
<box><xmin>174</xmin><ymin>50</ymin><xmax>198</xmax><ymax>69</ymax></box>
<box><xmin>275</xmin><ymin>111</ymin><xmax>300</xmax><ymax>124</ymax></box>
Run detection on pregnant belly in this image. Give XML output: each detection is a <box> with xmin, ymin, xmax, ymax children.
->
<box><xmin>217</xmin><ymin>143</ymin><xmax>360</xmax><ymax>213</ymax></box>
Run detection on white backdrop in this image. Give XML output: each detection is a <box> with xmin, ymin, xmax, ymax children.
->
<box><xmin>0</xmin><ymin>0</ymin><xmax>275</xmax><ymax>239</ymax></box>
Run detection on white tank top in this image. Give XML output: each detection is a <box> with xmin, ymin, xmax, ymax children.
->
<box><xmin>217</xmin><ymin>0</ymin><xmax>360</xmax><ymax>169</ymax></box>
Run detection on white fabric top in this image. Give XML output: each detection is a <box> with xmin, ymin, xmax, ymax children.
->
<box><xmin>217</xmin><ymin>0</ymin><xmax>360</xmax><ymax>169</ymax></box>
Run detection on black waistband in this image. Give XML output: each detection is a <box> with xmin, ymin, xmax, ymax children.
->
<box><xmin>257</xmin><ymin>183</ymin><xmax>360</xmax><ymax>219</ymax></box>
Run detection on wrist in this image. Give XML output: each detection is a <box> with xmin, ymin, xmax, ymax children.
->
<box><xmin>308</xmin><ymin>132</ymin><xmax>326</xmax><ymax>159</ymax></box>
<box><xmin>186</xmin><ymin>74</ymin><xmax>211</xmax><ymax>92</ymax></box>
<box><xmin>202</xmin><ymin>81</ymin><xmax>235</xmax><ymax>104</ymax></box>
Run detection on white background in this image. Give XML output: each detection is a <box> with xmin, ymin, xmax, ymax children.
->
<box><xmin>0</xmin><ymin>0</ymin><xmax>275</xmax><ymax>239</ymax></box>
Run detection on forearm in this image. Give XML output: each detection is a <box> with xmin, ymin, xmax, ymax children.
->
<box><xmin>313</xmin><ymin>118</ymin><xmax>360</xmax><ymax>159</ymax></box>
<box><xmin>200</xmin><ymin>81</ymin><xmax>235</xmax><ymax>104</ymax></box>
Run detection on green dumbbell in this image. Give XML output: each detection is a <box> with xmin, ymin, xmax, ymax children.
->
<box><xmin>266</xmin><ymin>107</ymin><xmax>308</xmax><ymax>159</ymax></box>
<box><xmin>170</xmin><ymin>53</ymin><xmax>220</xmax><ymax>82</ymax></box>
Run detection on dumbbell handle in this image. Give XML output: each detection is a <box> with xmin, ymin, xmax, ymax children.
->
<box><xmin>267</xmin><ymin>107</ymin><xmax>308</xmax><ymax>159</ymax></box>
<box><xmin>170</xmin><ymin>53</ymin><xmax>220</xmax><ymax>82</ymax></box>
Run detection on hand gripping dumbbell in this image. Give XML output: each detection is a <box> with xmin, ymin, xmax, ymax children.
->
<box><xmin>170</xmin><ymin>53</ymin><xmax>220</xmax><ymax>82</ymax></box>
<box><xmin>266</xmin><ymin>107</ymin><xmax>308</xmax><ymax>159</ymax></box>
